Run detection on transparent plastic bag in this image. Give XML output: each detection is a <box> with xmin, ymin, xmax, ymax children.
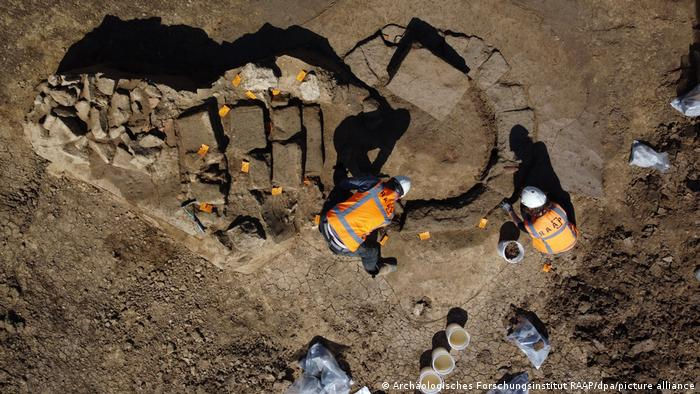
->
<box><xmin>286</xmin><ymin>343</ymin><xmax>352</xmax><ymax>394</ymax></box>
<box><xmin>507</xmin><ymin>317</ymin><xmax>550</xmax><ymax>369</ymax></box>
<box><xmin>671</xmin><ymin>84</ymin><xmax>700</xmax><ymax>116</ymax></box>
<box><xmin>487</xmin><ymin>372</ymin><xmax>529</xmax><ymax>394</ymax></box>
<box><xmin>286</xmin><ymin>375</ymin><xmax>323</xmax><ymax>394</ymax></box>
<box><xmin>628</xmin><ymin>140</ymin><xmax>670</xmax><ymax>172</ymax></box>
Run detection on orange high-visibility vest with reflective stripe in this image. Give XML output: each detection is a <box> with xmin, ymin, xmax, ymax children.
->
<box><xmin>325</xmin><ymin>182</ymin><xmax>397</xmax><ymax>252</ymax></box>
<box><xmin>523</xmin><ymin>203</ymin><xmax>578</xmax><ymax>254</ymax></box>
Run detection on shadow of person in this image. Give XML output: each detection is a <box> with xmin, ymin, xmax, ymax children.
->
<box><xmin>333</xmin><ymin>102</ymin><xmax>410</xmax><ymax>178</ymax></box>
<box><xmin>508</xmin><ymin>125</ymin><xmax>576</xmax><ymax>225</ymax></box>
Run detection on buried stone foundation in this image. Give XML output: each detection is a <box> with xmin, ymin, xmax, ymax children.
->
<box><xmin>25</xmin><ymin>21</ymin><xmax>558</xmax><ymax>269</ymax></box>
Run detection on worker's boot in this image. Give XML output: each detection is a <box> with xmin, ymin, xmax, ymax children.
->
<box><xmin>376</xmin><ymin>259</ymin><xmax>397</xmax><ymax>276</ymax></box>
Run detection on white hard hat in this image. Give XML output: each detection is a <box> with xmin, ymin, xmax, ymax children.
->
<box><xmin>521</xmin><ymin>186</ymin><xmax>547</xmax><ymax>208</ymax></box>
<box><xmin>393</xmin><ymin>176</ymin><xmax>411</xmax><ymax>197</ymax></box>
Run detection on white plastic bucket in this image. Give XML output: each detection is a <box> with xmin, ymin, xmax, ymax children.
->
<box><xmin>431</xmin><ymin>347</ymin><xmax>455</xmax><ymax>375</ymax></box>
<box><xmin>446</xmin><ymin>323</ymin><xmax>471</xmax><ymax>350</ymax></box>
<box><xmin>498</xmin><ymin>240</ymin><xmax>525</xmax><ymax>264</ymax></box>
<box><xmin>418</xmin><ymin>366</ymin><xmax>443</xmax><ymax>394</ymax></box>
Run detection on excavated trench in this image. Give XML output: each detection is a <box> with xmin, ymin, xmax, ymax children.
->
<box><xmin>24</xmin><ymin>16</ymin><xmax>536</xmax><ymax>269</ymax></box>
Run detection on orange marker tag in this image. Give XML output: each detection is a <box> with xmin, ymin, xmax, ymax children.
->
<box><xmin>218</xmin><ymin>105</ymin><xmax>230</xmax><ymax>117</ymax></box>
<box><xmin>314</xmin><ymin>215</ymin><xmax>320</xmax><ymax>225</ymax></box>
<box><xmin>271</xmin><ymin>186</ymin><xmax>283</xmax><ymax>195</ymax></box>
<box><xmin>303</xmin><ymin>177</ymin><xmax>311</xmax><ymax>186</ymax></box>
<box><xmin>197</xmin><ymin>144</ymin><xmax>209</xmax><ymax>157</ymax></box>
<box><xmin>478</xmin><ymin>218</ymin><xmax>488</xmax><ymax>229</ymax></box>
<box><xmin>296</xmin><ymin>70</ymin><xmax>307</xmax><ymax>82</ymax></box>
<box><xmin>241</xmin><ymin>160</ymin><xmax>250</xmax><ymax>173</ymax></box>
<box><xmin>198</xmin><ymin>203</ymin><xmax>213</xmax><ymax>213</ymax></box>
<box><xmin>245</xmin><ymin>90</ymin><xmax>257</xmax><ymax>100</ymax></box>
<box><xmin>542</xmin><ymin>263</ymin><xmax>552</xmax><ymax>272</ymax></box>
<box><xmin>379</xmin><ymin>234</ymin><xmax>389</xmax><ymax>246</ymax></box>
<box><xmin>271</xmin><ymin>88</ymin><xmax>281</xmax><ymax>96</ymax></box>
<box><xmin>418</xmin><ymin>232</ymin><xmax>431</xmax><ymax>241</ymax></box>
<box><xmin>232</xmin><ymin>74</ymin><xmax>242</xmax><ymax>87</ymax></box>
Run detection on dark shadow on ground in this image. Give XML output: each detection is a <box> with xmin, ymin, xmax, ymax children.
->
<box><xmin>498</xmin><ymin>221</ymin><xmax>520</xmax><ymax>243</ymax></box>
<box><xmin>511</xmin><ymin>307</ymin><xmax>549</xmax><ymax>340</ymax></box>
<box><xmin>431</xmin><ymin>330</ymin><xmax>451</xmax><ymax>351</ymax></box>
<box><xmin>57</xmin><ymin>15</ymin><xmax>358</xmax><ymax>91</ymax></box>
<box><xmin>676</xmin><ymin>0</ymin><xmax>700</xmax><ymax>96</ymax></box>
<box><xmin>419</xmin><ymin>349</ymin><xmax>433</xmax><ymax>369</ymax></box>
<box><xmin>333</xmin><ymin>105</ymin><xmax>410</xmax><ymax>178</ymax></box>
<box><xmin>387</xmin><ymin>17</ymin><xmax>470</xmax><ymax>81</ymax></box>
<box><xmin>446</xmin><ymin>307</ymin><xmax>468</xmax><ymax>327</ymax></box>
<box><xmin>507</xmin><ymin>124</ymin><xmax>576</xmax><ymax>225</ymax></box>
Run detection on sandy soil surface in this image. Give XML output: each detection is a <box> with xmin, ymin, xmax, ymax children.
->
<box><xmin>1</xmin><ymin>1</ymin><xmax>699</xmax><ymax>393</ymax></box>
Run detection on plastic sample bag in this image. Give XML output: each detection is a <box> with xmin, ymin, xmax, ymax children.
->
<box><xmin>286</xmin><ymin>343</ymin><xmax>352</xmax><ymax>394</ymax></box>
<box><xmin>628</xmin><ymin>140</ymin><xmax>670</xmax><ymax>172</ymax></box>
<box><xmin>507</xmin><ymin>317</ymin><xmax>550</xmax><ymax>369</ymax></box>
<box><xmin>487</xmin><ymin>372</ymin><xmax>530</xmax><ymax>394</ymax></box>
<box><xmin>671</xmin><ymin>84</ymin><xmax>700</xmax><ymax>116</ymax></box>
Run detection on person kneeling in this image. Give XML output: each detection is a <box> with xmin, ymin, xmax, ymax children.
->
<box><xmin>319</xmin><ymin>175</ymin><xmax>411</xmax><ymax>277</ymax></box>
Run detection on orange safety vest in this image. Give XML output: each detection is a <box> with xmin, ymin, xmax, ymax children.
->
<box><xmin>325</xmin><ymin>182</ymin><xmax>397</xmax><ymax>252</ymax></box>
<box><xmin>523</xmin><ymin>203</ymin><xmax>578</xmax><ymax>254</ymax></box>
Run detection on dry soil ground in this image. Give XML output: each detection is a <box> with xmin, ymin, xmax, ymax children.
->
<box><xmin>0</xmin><ymin>1</ymin><xmax>699</xmax><ymax>393</ymax></box>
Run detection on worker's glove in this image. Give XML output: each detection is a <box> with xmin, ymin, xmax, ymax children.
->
<box><xmin>500</xmin><ymin>201</ymin><xmax>512</xmax><ymax>213</ymax></box>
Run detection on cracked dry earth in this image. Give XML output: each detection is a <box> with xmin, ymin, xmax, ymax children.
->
<box><xmin>1</xmin><ymin>1</ymin><xmax>699</xmax><ymax>393</ymax></box>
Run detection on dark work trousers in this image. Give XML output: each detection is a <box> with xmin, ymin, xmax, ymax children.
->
<box><xmin>334</xmin><ymin>242</ymin><xmax>380</xmax><ymax>275</ymax></box>
<box><xmin>319</xmin><ymin>217</ymin><xmax>380</xmax><ymax>276</ymax></box>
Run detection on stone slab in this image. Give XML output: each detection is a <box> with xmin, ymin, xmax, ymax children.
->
<box><xmin>476</xmin><ymin>50</ymin><xmax>510</xmax><ymax>90</ymax></box>
<box><xmin>270</xmin><ymin>106</ymin><xmax>301</xmax><ymax>141</ymax></box>
<box><xmin>272</xmin><ymin>142</ymin><xmax>302</xmax><ymax>188</ymax></box>
<box><xmin>224</xmin><ymin>106</ymin><xmax>267</xmax><ymax>153</ymax></box>
<box><xmin>344</xmin><ymin>35</ymin><xmax>395</xmax><ymax>87</ymax></box>
<box><xmin>485</xmin><ymin>83</ymin><xmax>528</xmax><ymax>112</ymax></box>
<box><xmin>386</xmin><ymin>47</ymin><xmax>469</xmax><ymax>121</ymax></box>
<box><xmin>175</xmin><ymin>109</ymin><xmax>219</xmax><ymax>153</ymax></box>
<box><xmin>303</xmin><ymin>106</ymin><xmax>324</xmax><ymax>177</ymax></box>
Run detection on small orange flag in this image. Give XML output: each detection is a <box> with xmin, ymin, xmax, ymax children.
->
<box><xmin>379</xmin><ymin>234</ymin><xmax>389</xmax><ymax>246</ymax></box>
<box><xmin>232</xmin><ymin>74</ymin><xmax>242</xmax><ymax>87</ymax></box>
<box><xmin>245</xmin><ymin>90</ymin><xmax>257</xmax><ymax>100</ymax></box>
<box><xmin>271</xmin><ymin>186</ymin><xmax>283</xmax><ymax>195</ymax></box>
<box><xmin>418</xmin><ymin>232</ymin><xmax>431</xmax><ymax>241</ymax></box>
<box><xmin>197</xmin><ymin>144</ymin><xmax>209</xmax><ymax>157</ymax></box>
<box><xmin>296</xmin><ymin>70</ymin><xmax>307</xmax><ymax>82</ymax></box>
<box><xmin>198</xmin><ymin>203</ymin><xmax>213</xmax><ymax>213</ymax></box>
<box><xmin>241</xmin><ymin>160</ymin><xmax>250</xmax><ymax>173</ymax></box>
<box><xmin>218</xmin><ymin>105</ymin><xmax>230</xmax><ymax>117</ymax></box>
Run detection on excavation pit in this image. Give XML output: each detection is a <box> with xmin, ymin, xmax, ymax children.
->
<box><xmin>24</xmin><ymin>19</ymin><xmax>533</xmax><ymax>283</ymax></box>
